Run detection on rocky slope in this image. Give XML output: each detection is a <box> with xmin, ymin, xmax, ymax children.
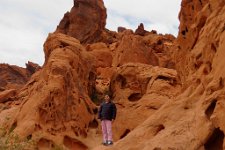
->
<box><xmin>0</xmin><ymin>0</ymin><xmax>224</xmax><ymax>149</ymax></box>
<box><xmin>0</xmin><ymin>62</ymin><xmax>40</xmax><ymax>104</ymax></box>
<box><xmin>0</xmin><ymin>62</ymin><xmax>40</xmax><ymax>90</ymax></box>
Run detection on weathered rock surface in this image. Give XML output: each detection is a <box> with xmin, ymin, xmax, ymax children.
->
<box><xmin>2</xmin><ymin>0</ymin><xmax>225</xmax><ymax>149</ymax></box>
<box><xmin>112</xmin><ymin>32</ymin><xmax>159</xmax><ymax>67</ymax></box>
<box><xmin>0</xmin><ymin>89</ymin><xmax>17</xmax><ymax>103</ymax></box>
<box><xmin>94</xmin><ymin>0</ymin><xmax>225</xmax><ymax>150</ymax></box>
<box><xmin>25</xmin><ymin>61</ymin><xmax>41</xmax><ymax>74</ymax></box>
<box><xmin>109</xmin><ymin>30</ymin><xmax>176</xmax><ymax>69</ymax></box>
<box><xmin>86</xmin><ymin>42</ymin><xmax>113</xmax><ymax>68</ymax></box>
<box><xmin>109</xmin><ymin>63</ymin><xmax>180</xmax><ymax>141</ymax></box>
<box><xmin>0</xmin><ymin>33</ymin><xmax>100</xmax><ymax>149</ymax></box>
<box><xmin>55</xmin><ymin>0</ymin><xmax>106</xmax><ymax>44</ymax></box>
<box><xmin>135</xmin><ymin>23</ymin><xmax>148</xmax><ymax>36</ymax></box>
<box><xmin>0</xmin><ymin>63</ymin><xmax>40</xmax><ymax>91</ymax></box>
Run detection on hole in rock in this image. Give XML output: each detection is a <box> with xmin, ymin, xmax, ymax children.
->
<box><xmin>196</xmin><ymin>79</ymin><xmax>201</xmax><ymax>84</ymax></box>
<box><xmin>165</xmin><ymin>61</ymin><xmax>175</xmax><ymax>69</ymax></box>
<box><xmin>27</xmin><ymin>134</ymin><xmax>32</xmax><ymax>140</ymax></box>
<box><xmin>185</xmin><ymin>27</ymin><xmax>189</xmax><ymax>32</ymax></box>
<box><xmin>116</xmin><ymin>75</ymin><xmax>127</xmax><ymax>89</ymax></box>
<box><xmin>153</xmin><ymin>147</ymin><xmax>162</xmax><ymax>150</ymax></box>
<box><xmin>79</xmin><ymin>129</ymin><xmax>87</xmax><ymax>138</ymax></box>
<box><xmin>206</xmin><ymin>61</ymin><xmax>212</xmax><ymax>72</ymax></box>
<box><xmin>35</xmin><ymin>124</ymin><xmax>42</xmax><ymax>131</ymax></box>
<box><xmin>120</xmin><ymin>129</ymin><xmax>131</xmax><ymax>139</ymax></box>
<box><xmin>156</xmin><ymin>75</ymin><xmax>172</xmax><ymax>82</ymax></box>
<box><xmin>63</xmin><ymin>136</ymin><xmax>88</xmax><ymax>150</ymax></box>
<box><xmin>61</xmin><ymin>42</ymin><xmax>70</xmax><ymax>48</ymax></box>
<box><xmin>196</xmin><ymin>53</ymin><xmax>202</xmax><ymax>60</ymax></box>
<box><xmin>38</xmin><ymin>138</ymin><xmax>54</xmax><ymax>149</ymax></box>
<box><xmin>204</xmin><ymin>128</ymin><xmax>224</xmax><ymax>150</ymax></box>
<box><xmin>181</xmin><ymin>30</ymin><xmax>186</xmax><ymax>36</ymax></box>
<box><xmin>211</xmin><ymin>43</ymin><xmax>217</xmax><ymax>53</ymax></box>
<box><xmin>90</xmin><ymin>90</ymin><xmax>99</xmax><ymax>105</ymax></box>
<box><xmin>9</xmin><ymin>122</ymin><xmax>17</xmax><ymax>133</ymax></box>
<box><xmin>72</xmin><ymin>127</ymin><xmax>79</xmax><ymax>136</ymax></box>
<box><xmin>219</xmin><ymin>77</ymin><xmax>224</xmax><ymax>89</ymax></box>
<box><xmin>184</xmin><ymin>106</ymin><xmax>189</xmax><ymax>110</ymax></box>
<box><xmin>194</xmin><ymin>61</ymin><xmax>203</xmax><ymax>69</ymax></box>
<box><xmin>146</xmin><ymin>105</ymin><xmax>158</xmax><ymax>110</ymax></box>
<box><xmin>128</xmin><ymin>93</ymin><xmax>143</xmax><ymax>102</ymax></box>
<box><xmin>203</xmin><ymin>68</ymin><xmax>209</xmax><ymax>75</ymax></box>
<box><xmin>205</xmin><ymin>100</ymin><xmax>217</xmax><ymax>119</ymax></box>
<box><xmin>157</xmin><ymin>40</ymin><xmax>162</xmax><ymax>45</ymax></box>
<box><xmin>93</xmin><ymin>108</ymin><xmax>98</xmax><ymax>114</ymax></box>
<box><xmin>154</xmin><ymin>124</ymin><xmax>165</xmax><ymax>136</ymax></box>
<box><xmin>89</xmin><ymin>119</ymin><xmax>98</xmax><ymax>128</ymax></box>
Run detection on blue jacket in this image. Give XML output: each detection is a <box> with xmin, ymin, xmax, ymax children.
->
<box><xmin>98</xmin><ymin>101</ymin><xmax>117</xmax><ymax>121</ymax></box>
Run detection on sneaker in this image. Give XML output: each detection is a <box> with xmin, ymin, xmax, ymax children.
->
<box><xmin>107</xmin><ymin>141</ymin><xmax>113</xmax><ymax>145</ymax></box>
<box><xmin>102</xmin><ymin>141</ymin><xmax>108</xmax><ymax>146</ymax></box>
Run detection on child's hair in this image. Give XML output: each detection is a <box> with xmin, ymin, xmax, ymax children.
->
<box><xmin>104</xmin><ymin>94</ymin><xmax>110</xmax><ymax>98</ymax></box>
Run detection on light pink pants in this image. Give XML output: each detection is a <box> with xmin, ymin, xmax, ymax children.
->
<box><xmin>101</xmin><ymin>120</ymin><xmax>112</xmax><ymax>142</ymax></box>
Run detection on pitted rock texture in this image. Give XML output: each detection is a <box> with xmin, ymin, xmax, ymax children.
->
<box><xmin>93</xmin><ymin>0</ymin><xmax>225</xmax><ymax>150</ymax></box>
<box><xmin>2</xmin><ymin>0</ymin><xmax>225</xmax><ymax>149</ymax></box>
<box><xmin>0</xmin><ymin>33</ymin><xmax>99</xmax><ymax>149</ymax></box>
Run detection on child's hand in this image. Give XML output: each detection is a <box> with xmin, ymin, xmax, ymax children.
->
<box><xmin>112</xmin><ymin>119</ymin><xmax>115</xmax><ymax>123</ymax></box>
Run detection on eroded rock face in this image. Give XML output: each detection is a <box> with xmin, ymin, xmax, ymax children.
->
<box><xmin>3</xmin><ymin>0</ymin><xmax>225</xmax><ymax>149</ymax></box>
<box><xmin>110</xmin><ymin>31</ymin><xmax>176</xmax><ymax>69</ymax></box>
<box><xmin>0</xmin><ymin>89</ymin><xmax>17</xmax><ymax>103</ymax></box>
<box><xmin>86</xmin><ymin>42</ymin><xmax>113</xmax><ymax>68</ymax></box>
<box><xmin>0</xmin><ymin>63</ymin><xmax>40</xmax><ymax>91</ymax></box>
<box><xmin>55</xmin><ymin>0</ymin><xmax>106</xmax><ymax>44</ymax></box>
<box><xmin>135</xmin><ymin>23</ymin><xmax>148</xmax><ymax>36</ymax></box>
<box><xmin>94</xmin><ymin>0</ymin><xmax>225</xmax><ymax>150</ymax></box>
<box><xmin>113</xmin><ymin>32</ymin><xmax>159</xmax><ymax>67</ymax></box>
<box><xmin>0</xmin><ymin>33</ymin><xmax>99</xmax><ymax>149</ymax></box>
<box><xmin>109</xmin><ymin>63</ymin><xmax>180</xmax><ymax>141</ymax></box>
<box><xmin>175</xmin><ymin>0</ymin><xmax>225</xmax><ymax>83</ymax></box>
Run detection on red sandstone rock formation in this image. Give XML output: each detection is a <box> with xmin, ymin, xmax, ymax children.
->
<box><xmin>0</xmin><ymin>33</ymin><xmax>100</xmax><ymax>149</ymax></box>
<box><xmin>25</xmin><ymin>61</ymin><xmax>41</xmax><ymax>74</ymax></box>
<box><xmin>3</xmin><ymin>0</ymin><xmax>224</xmax><ymax>149</ymax></box>
<box><xmin>117</xmin><ymin>27</ymin><xmax>127</xmax><ymax>33</ymax></box>
<box><xmin>0</xmin><ymin>89</ymin><xmax>17</xmax><ymax>103</ymax></box>
<box><xmin>55</xmin><ymin>0</ymin><xmax>106</xmax><ymax>44</ymax></box>
<box><xmin>93</xmin><ymin>0</ymin><xmax>225</xmax><ymax>150</ymax></box>
<box><xmin>135</xmin><ymin>23</ymin><xmax>149</xmax><ymax>36</ymax></box>
<box><xmin>0</xmin><ymin>63</ymin><xmax>40</xmax><ymax>91</ymax></box>
<box><xmin>113</xmin><ymin>31</ymin><xmax>159</xmax><ymax>67</ymax></box>
<box><xmin>109</xmin><ymin>63</ymin><xmax>180</xmax><ymax>141</ymax></box>
<box><xmin>86</xmin><ymin>42</ymin><xmax>113</xmax><ymax>68</ymax></box>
